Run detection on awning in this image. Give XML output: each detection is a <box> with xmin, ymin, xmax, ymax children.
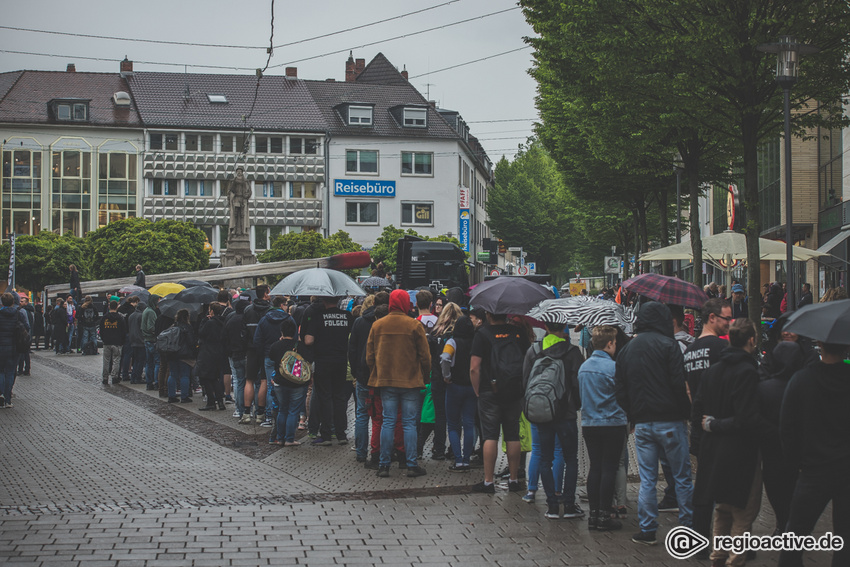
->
<box><xmin>816</xmin><ymin>229</ymin><xmax>850</xmax><ymax>254</ymax></box>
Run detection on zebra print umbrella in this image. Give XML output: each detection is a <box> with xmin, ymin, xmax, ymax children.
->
<box><xmin>526</xmin><ymin>296</ymin><xmax>636</xmax><ymax>334</ymax></box>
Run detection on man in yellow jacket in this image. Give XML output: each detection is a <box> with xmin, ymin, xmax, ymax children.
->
<box><xmin>367</xmin><ymin>289</ymin><xmax>431</xmax><ymax>478</ymax></box>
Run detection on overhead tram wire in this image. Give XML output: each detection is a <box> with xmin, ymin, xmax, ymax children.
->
<box><xmin>0</xmin><ymin>49</ymin><xmax>257</xmax><ymax>72</ymax></box>
<box><xmin>408</xmin><ymin>46</ymin><xmax>530</xmax><ymax>79</ymax></box>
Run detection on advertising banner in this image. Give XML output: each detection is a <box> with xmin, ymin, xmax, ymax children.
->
<box><xmin>459</xmin><ymin>209</ymin><xmax>470</xmax><ymax>252</ymax></box>
<box><xmin>459</xmin><ymin>187</ymin><xmax>470</xmax><ymax>208</ymax></box>
<box><xmin>334</xmin><ymin>179</ymin><xmax>396</xmax><ymax>197</ymax></box>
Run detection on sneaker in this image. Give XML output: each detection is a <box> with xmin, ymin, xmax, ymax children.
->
<box><xmin>658</xmin><ymin>496</ymin><xmax>679</xmax><ymax>512</ymax></box>
<box><xmin>612</xmin><ymin>506</ymin><xmax>628</xmax><ymax>519</ymax></box>
<box><xmin>336</xmin><ymin>437</ymin><xmax>348</xmax><ymax>445</ymax></box>
<box><xmin>431</xmin><ymin>451</ymin><xmax>446</xmax><ymax>461</ymax></box>
<box><xmin>508</xmin><ymin>480</ymin><xmax>525</xmax><ymax>492</ymax></box>
<box><xmin>232</xmin><ymin>409</ymin><xmax>241</xmax><ymax>418</ymax></box>
<box><xmin>364</xmin><ymin>459</ymin><xmax>380</xmax><ymax>471</ymax></box>
<box><xmin>254</xmin><ymin>414</ymin><xmax>265</xmax><ymax>425</ymax></box>
<box><xmin>522</xmin><ymin>491</ymin><xmax>536</xmax><ymax>503</ymax></box>
<box><xmin>498</xmin><ymin>467</ymin><xmax>526</xmax><ymax>481</ymax></box>
<box><xmin>180</xmin><ymin>398</ymin><xmax>192</xmax><ymax>403</ymax></box>
<box><xmin>102</xmin><ymin>379</ymin><xmax>109</xmax><ymax>385</ymax></box>
<box><xmin>224</xmin><ymin>395</ymin><xmax>234</xmax><ymax>404</ymax></box>
<box><xmin>4</xmin><ymin>401</ymin><xmax>12</xmax><ymax>408</ymax></box>
<box><xmin>448</xmin><ymin>464</ymin><xmax>470</xmax><ymax>473</ymax></box>
<box><xmin>632</xmin><ymin>530</ymin><xmax>657</xmax><ymax>546</ymax></box>
<box><xmin>545</xmin><ymin>504</ymin><xmax>561</xmax><ymax>519</ymax></box>
<box><xmin>259</xmin><ymin>418</ymin><xmax>274</xmax><ymax>428</ymax></box>
<box><xmin>356</xmin><ymin>455</ymin><xmax>367</xmax><ymax>463</ymax></box>
<box><xmin>406</xmin><ymin>465</ymin><xmax>427</xmax><ymax>478</ymax></box>
<box><xmin>562</xmin><ymin>503</ymin><xmax>585</xmax><ymax>518</ymax></box>
<box><xmin>311</xmin><ymin>438</ymin><xmax>333</xmax><ymax>446</ymax></box>
<box><xmin>377</xmin><ymin>466</ymin><xmax>390</xmax><ymax>478</ymax></box>
<box><xmin>596</xmin><ymin>516</ymin><xmax>623</xmax><ymax>531</ymax></box>
<box><xmin>168</xmin><ymin>397</ymin><xmax>179</xmax><ymax>403</ymax></box>
<box><xmin>239</xmin><ymin>414</ymin><xmax>253</xmax><ymax>425</ymax></box>
<box><xmin>470</xmin><ymin>481</ymin><xmax>496</xmax><ymax>494</ymax></box>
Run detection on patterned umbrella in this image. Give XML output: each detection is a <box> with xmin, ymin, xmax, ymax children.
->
<box><xmin>118</xmin><ymin>285</ymin><xmax>146</xmax><ymax>294</ymax></box>
<box><xmin>621</xmin><ymin>273</ymin><xmax>709</xmax><ymax>309</ymax></box>
<box><xmin>360</xmin><ymin>276</ymin><xmax>392</xmax><ymax>290</ymax></box>
<box><xmin>527</xmin><ymin>297</ymin><xmax>636</xmax><ymax>334</ymax></box>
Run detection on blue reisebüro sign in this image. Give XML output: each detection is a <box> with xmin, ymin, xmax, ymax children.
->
<box><xmin>459</xmin><ymin>209</ymin><xmax>470</xmax><ymax>252</ymax></box>
<box><xmin>334</xmin><ymin>179</ymin><xmax>396</xmax><ymax>197</ymax></box>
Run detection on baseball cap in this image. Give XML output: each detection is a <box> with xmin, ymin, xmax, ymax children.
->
<box><xmin>732</xmin><ymin>284</ymin><xmax>745</xmax><ymax>293</ymax></box>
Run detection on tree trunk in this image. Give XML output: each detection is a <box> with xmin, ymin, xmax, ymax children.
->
<box><xmin>633</xmin><ymin>209</ymin><xmax>641</xmax><ymax>275</ymax></box>
<box><xmin>741</xmin><ymin>113</ymin><xmax>763</xmax><ymax>331</ymax></box>
<box><xmin>619</xmin><ymin>220</ymin><xmax>632</xmax><ymax>281</ymax></box>
<box><xmin>657</xmin><ymin>190</ymin><xmax>671</xmax><ymax>275</ymax></box>
<box><xmin>682</xmin><ymin>144</ymin><xmax>703</xmax><ymax>289</ymax></box>
<box><xmin>638</xmin><ymin>200</ymin><xmax>649</xmax><ymax>273</ymax></box>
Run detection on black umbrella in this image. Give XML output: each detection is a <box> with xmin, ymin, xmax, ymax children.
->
<box><xmin>123</xmin><ymin>289</ymin><xmax>150</xmax><ymax>303</ymax></box>
<box><xmin>174</xmin><ymin>285</ymin><xmax>219</xmax><ymax>304</ymax></box>
<box><xmin>469</xmin><ymin>277</ymin><xmax>555</xmax><ymax>315</ymax></box>
<box><xmin>178</xmin><ymin>279</ymin><xmax>213</xmax><ymax>288</ymax></box>
<box><xmin>782</xmin><ymin>299</ymin><xmax>850</xmax><ymax>344</ymax></box>
<box><xmin>158</xmin><ymin>298</ymin><xmax>204</xmax><ymax>320</ymax></box>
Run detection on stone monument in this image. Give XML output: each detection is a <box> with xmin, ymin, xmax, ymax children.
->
<box><xmin>221</xmin><ymin>167</ymin><xmax>256</xmax><ymax>287</ymax></box>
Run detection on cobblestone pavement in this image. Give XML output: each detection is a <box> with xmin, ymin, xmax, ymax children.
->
<box><xmin>0</xmin><ymin>350</ymin><xmax>836</xmax><ymax>566</ymax></box>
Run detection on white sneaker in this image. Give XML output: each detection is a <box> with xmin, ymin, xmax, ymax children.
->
<box><xmin>238</xmin><ymin>413</ymin><xmax>253</xmax><ymax>425</ymax></box>
<box><xmin>232</xmin><ymin>409</ymin><xmax>241</xmax><ymax>418</ymax></box>
<box><xmin>259</xmin><ymin>418</ymin><xmax>274</xmax><ymax>428</ymax></box>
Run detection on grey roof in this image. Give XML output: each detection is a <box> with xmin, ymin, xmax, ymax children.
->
<box><xmin>354</xmin><ymin>52</ymin><xmax>409</xmax><ymax>86</ymax></box>
<box><xmin>0</xmin><ymin>70</ymin><xmax>141</xmax><ymax>126</ymax></box>
<box><xmin>126</xmin><ymin>72</ymin><xmax>326</xmax><ymax>132</ymax></box>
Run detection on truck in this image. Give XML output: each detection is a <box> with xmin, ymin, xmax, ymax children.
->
<box><xmin>395</xmin><ymin>236</ymin><xmax>469</xmax><ymax>292</ymax></box>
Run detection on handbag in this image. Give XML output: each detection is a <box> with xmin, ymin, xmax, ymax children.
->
<box><xmin>277</xmin><ymin>339</ymin><xmax>312</xmax><ymax>386</ymax></box>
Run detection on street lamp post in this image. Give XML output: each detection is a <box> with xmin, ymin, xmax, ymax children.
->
<box><xmin>758</xmin><ymin>36</ymin><xmax>818</xmax><ymax>313</ymax></box>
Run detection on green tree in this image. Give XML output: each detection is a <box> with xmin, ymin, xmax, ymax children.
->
<box><xmin>85</xmin><ymin>218</ymin><xmax>208</xmax><ymax>279</ymax></box>
<box><xmin>487</xmin><ymin>140</ymin><xmax>573</xmax><ymax>274</ymax></box>
<box><xmin>258</xmin><ymin>229</ymin><xmax>363</xmax><ymax>283</ymax></box>
<box><xmin>0</xmin><ymin>232</ymin><xmax>88</xmax><ymax>292</ymax></box>
<box><xmin>369</xmin><ymin>225</ymin><xmax>421</xmax><ymax>274</ymax></box>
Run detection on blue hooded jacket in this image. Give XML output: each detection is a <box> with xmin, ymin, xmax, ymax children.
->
<box><xmin>253</xmin><ymin>308</ymin><xmax>294</xmax><ymax>358</ymax></box>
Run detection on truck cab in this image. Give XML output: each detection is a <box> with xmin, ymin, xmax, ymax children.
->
<box><xmin>396</xmin><ymin>236</ymin><xmax>469</xmax><ymax>292</ymax></box>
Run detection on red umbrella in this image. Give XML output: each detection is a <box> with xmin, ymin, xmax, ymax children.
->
<box><xmin>621</xmin><ymin>273</ymin><xmax>709</xmax><ymax>309</ymax></box>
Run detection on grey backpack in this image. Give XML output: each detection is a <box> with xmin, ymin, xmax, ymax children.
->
<box><xmin>522</xmin><ymin>343</ymin><xmax>567</xmax><ymax>424</ymax></box>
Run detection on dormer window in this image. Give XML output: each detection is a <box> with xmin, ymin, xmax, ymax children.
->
<box><xmin>403</xmin><ymin>108</ymin><xmax>427</xmax><ymax>128</ymax></box>
<box><xmin>50</xmin><ymin>99</ymin><xmax>89</xmax><ymax>122</ymax></box>
<box><xmin>206</xmin><ymin>94</ymin><xmax>228</xmax><ymax>104</ymax></box>
<box><xmin>348</xmin><ymin>106</ymin><xmax>373</xmax><ymax>126</ymax></box>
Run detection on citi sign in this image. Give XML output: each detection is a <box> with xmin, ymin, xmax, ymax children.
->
<box><xmin>334</xmin><ymin>179</ymin><xmax>396</xmax><ymax>197</ymax></box>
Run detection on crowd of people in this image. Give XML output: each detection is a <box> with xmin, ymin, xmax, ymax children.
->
<box><xmin>2</xmin><ymin>269</ymin><xmax>848</xmax><ymax>567</ymax></box>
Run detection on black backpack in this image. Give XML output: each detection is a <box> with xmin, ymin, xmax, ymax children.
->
<box><xmin>487</xmin><ymin>327</ymin><xmax>525</xmax><ymax>398</ymax></box>
<box><xmin>14</xmin><ymin>320</ymin><xmax>30</xmax><ymax>353</ymax></box>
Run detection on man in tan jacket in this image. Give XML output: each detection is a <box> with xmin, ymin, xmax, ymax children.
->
<box><xmin>367</xmin><ymin>289</ymin><xmax>431</xmax><ymax>478</ymax></box>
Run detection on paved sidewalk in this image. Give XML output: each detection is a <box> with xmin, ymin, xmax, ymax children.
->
<box><xmin>0</xmin><ymin>350</ymin><xmax>836</xmax><ymax>566</ymax></box>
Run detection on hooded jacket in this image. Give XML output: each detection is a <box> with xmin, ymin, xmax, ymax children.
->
<box><xmin>127</xmin><ymin>302</ymin><xmax>146</xmax><ymax>347</ymax></box>
<box><xmin>50</xmin><ymin>304</ymin><xmax>68</xmax><ymax>331</ymax></box>
<box><xmin>196</xmin><ymin>314</ymin><xmax>227</xmax><ymax>377</ymax></box>
<box><xmin>781</xmin><ymin>359</ymin><xmax>850</xmax><ymax>472</ymax></box>
<box><xmin>366</xmin><ymin>290</ymin><xmax>430</xmax><ymax>389</ymax></box>
<box><xmin>348</xmin><ymin>305</ymin><xmax>377</xmax><ymax>385</ymax></box>
<box><xmin>221</xmin><ymin>299</ymin><xmax>249</xmax><ymax>359</ymax></box>
<box><xmin>614</xmin><ymin>302</ymin><xmax>690</xmax><ymax>424</ymax></box>
<box><xmin>253</xmin><ymin>308</ymin><xmax>295</xmax><ymax>358</ymax></box>
<box><xmin>243</xmin><ymin>298</ymin><xmax>271</xmax><ymax>352</ymax></box>
<box><xmin>99</xmin><ymin>310</ymin><xmax>128</xmax><ymax>346</ymax></box>
<box><xmin>140</xmin><ymin>294</ymin><xmax>160</xmax><ymax>342</ymax></box>
<box><xmin>0</xmin><ymin>305</ymin><xmax>26</xmax><ymax>357</ymax></box>
<box><xmin>523</xmin><ymin>335</ymin><xmax>584</xmax><ymax>421</ymax></box>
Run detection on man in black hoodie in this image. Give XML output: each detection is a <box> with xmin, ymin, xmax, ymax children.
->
<box><xmin>240</xmin><ymin>285</ymin><xmax>271</xmax><ymax>423</ymax></box>
<box><xmin>99</xmin><ymin>300</ymin><xmax>128</xmax><ymax>385</ymax></box>
<box><xmin>222</xmin><ymin>298</ymin><xmax>250</xmax><ymax>419</ymax></box>
<box><xmin>615</xmin><ymin>302</ymin><xmax>692</xmax><ymax>546</ymax></box>
<box><xmin>779</xmin><ymin>341</ymin><xmax>850</xmax><ymax>567</ymax></box>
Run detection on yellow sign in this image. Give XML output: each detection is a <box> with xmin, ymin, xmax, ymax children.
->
<box><xmin>569</xmin><ymin>282</ymin><xmax>587</xmax><ymax>296</ymax></box>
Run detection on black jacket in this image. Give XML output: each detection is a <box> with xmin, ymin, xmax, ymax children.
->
<box><xmin>195</xmin><ymin>315</ymin><xmax>226</xmax><ymax>377</ymax></box>
<box><xmin>781</xmin><ymin>360</ymin><xmax>850</xmax><ymax>472</ymax></box>
<box><xmin>522</xmin><ymin>336</ymin><xmax>583</xmax><ymax>420</ymax></box>
<box><xmin>693</xmin><ymin>347</ymin><xmax>765</xmax><ymax>508</ymax></box>
<box><xmin>99</xmin><ymin>311</ymin><xmax>128</xmax><ymax>346</ymax></box>
<box><xmin>243</xmin><ymin>299</ymin><xmax>271</xmax><ymax>353</ymax></box>
<box><xmin>33</xmin><ymin>304</ymin><xmax>45</xmax><ymax>335</ymax></box>
<box><xmin>348</xmin><ymin>305</ymin><xmax>376</xmax><ymax>385</ymax></box>
<box><xmin>134</xmin><ymin>269</ymin><xmax>145</xmax><ymax>288</ymax></box>
<box><xmin>221</xmin><ymin>300</ymin><xmax>249</xmax><ymax>359</ymax></box>
<box><xmin>614</xmin><ymin>302</ymin><xmax>690</xmax><ymax>424</ymax></box>
<box><xmin>50</xmin><ymin>305</ymin><xmax>68</xmax><ymax>330</ymax></box>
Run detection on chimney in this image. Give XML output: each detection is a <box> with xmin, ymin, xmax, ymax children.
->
<box><xmin>66</xmin><ymin>63</ymin><xmax>76</xmax><ymax>72</ymax></box>
<box><xmin>120</xmin><ymin>56</ymin><xmax>134</xmax><ymax>77</ymax></box>
<box><xmin>345</xmin><ymin>51</ymin><xmax>356</xmax><ymax>82</ymax></box>
<box><xmin>355</xmin><ymin>58</ymin><xmax>366</xmax><ymax>76</ymax></box>
<box><xmin>285</xmin><ymin>67</ymin><xmax>297</xmax><ymax>78</ymax></box>
<box><xmin>429</xmin><ymin>100</ymin><xmax>437</xmax><ymax>109</ymax></box>
<box><xmin>401</xmin><ymin>65</ymin><xmax>408</xmax><ymax>81</ymax></box>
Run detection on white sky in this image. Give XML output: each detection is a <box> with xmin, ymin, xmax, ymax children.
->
<box><xmin>0</xmin><ymin>0</ymin><xmax>539</xmax><ymax>162</ymax></box>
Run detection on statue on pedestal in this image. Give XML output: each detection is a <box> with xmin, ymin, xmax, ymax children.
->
<box><xmin>227</xmin><ymin>167</ymin><xmax>252</xmax><ymax>239</ymax></box>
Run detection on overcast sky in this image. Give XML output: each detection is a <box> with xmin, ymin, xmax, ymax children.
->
<box><xmin>0</xmin><ymin>0</ymin><xmax>539</xmax><ymax>163</ymax></box>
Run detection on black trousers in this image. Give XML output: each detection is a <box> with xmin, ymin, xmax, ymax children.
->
<box><xmin>310</xmin><ymin>359</ymin><xmax>351</xmax><ymax>440</ymax></box>
<box><xmin>779</xmin><ymin>467</ymin><xmax>850</xmax><ymax>567</ymax></box>
<box><xmin>429</xmin><ymin>377</ymin><xmax>447</xmax><ymax>454</ymax></box>
<box><xmin>762</xmin><ymin>439</ymin><xmax>798</xmax><ymax>532</ymax></box>
<box><xmin>582</xmin><ymin>425</ymin><xmax>627</xmax><ymax>512</ymax></box>
<box><xmin>199</xmin><ymin>372</ymin><xmax>224</xmax><ymax>405</ymax></box>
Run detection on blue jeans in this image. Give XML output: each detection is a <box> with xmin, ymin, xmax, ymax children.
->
<box><xmin>275</xmin><ymin>383</ymin><xmax>307</xmax><ymax>443</ymax></box>
<box><xmin>445</xmin><ymin>382</ymin><xmax>477</xmax><ymax>465</ymax></box>
<box><xmin>264</xmin><ymin>357</ymin><xmax>276</xmax><ymax>418</ymax></box>
<box><xmin>380</xmin><ymin>387</ymin><xmax>420</xmax><ymax>467</ymax></box>
<box><xmin>1</xmin><ymin>356</ymin><xmax>16</xmax><ymax>401</ymax></box>
<box><xmin>80</xmin><ymin>326</ymin><xmax>97</xmax><ymax>353</ymax></box>
<box><xmin>144</xmin><ymin>341</ymin><xmax>159</xmax><ymax>387</ymax></box>
<box><xmin>528</xmin><ymin>422</ymin><xmax>565</xmax><ymax>492</ymax></box>
<box><xmin>537</xmin><ymin>419</ymin><xmax>578</xmax><ymax>507</ymax></box>
<box><xmin>634</xmin><ymin>421</ymin><xmax>694</xmax><ymax>532</ymax></box>
<box><xmin>355</xmin><ymin>383</ymin><xmax>370</xmax><ymax>459</ymax></box>
<box><xmin>229</xmin><ymin>356</ymin><xmax>246</xmax><ymax>416</ymax></box>
<box><xmin>66</xmin><ymin>323</ymin><xmax>76</xmax><ymax>351</ymax></box>
<box><xmin>168</xmin><ymin>360</ymin><xmax>191</xmax><ymax>401</ymax></box>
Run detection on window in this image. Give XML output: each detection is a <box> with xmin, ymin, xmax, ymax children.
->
<box><xmin>185</xmin><ymin>179</ymin><xmax>214</xmax><ymax>197</ymax></box>
<box><xmin>1</xmin><ymin>150</ymin><xmax>42</xmax><ymax>236</ymax></box>
<box><xmin>403</xmin><ymin>108</ymin><xmax>427</xmax><ymax>127</ymax></box>
<box><xmin>150</xmin><ymin>133</ymin><xmax>179</xmax><ymax>151</ymax></box>
<box><xmin>346</xmin><ymin>201</ymin><xmax>378</xmax><ymax>224</ymax></box>
<box><xmin>289</xmin><ymin>182</ymin><xmax>317</xmax><ymax>199</ymax></box>
<box><xmin>52</xmin><ymin>101</ymin><xmax>89</xmax><ymax>122</ymax></box>
<box><xmin>207</xmin><ymin>94</ymin><xmax>228</xmax><ymax>104</ymax></box>
<box><xmin>151</xmin><ymin>179</ymin><xmax>178</xmax><ymax>196</ymax></box>
<box><xmin>256</xmin><ymin>136</ymin><xmax>283</xmax><ymax>154</ymax></box>
<box><xmin>97</xmin><ymin>152</ymin><xmax>137</xmax><ymax>227</ymax></box>
<box><xmin>150</xmin><ymin>133</ymin><xmax>162</xmax><ymax>150</ymax></box>
<box><xmin>401</xmin><ymin>152</ymin><xmax>433</xmax><ymax>176</ymax></box>
<box><xmin>221</xmin><ymin>134</ymin><xmax>246</xmax><ymax>153</ymax></box>
<box><xmin>51</xmin><ymin>150</ymin><xmax>91</xmax><ymax>236</ymax></box>
<box><xmin>260</xmin><ymin>181</ymin><xmax>284</xmax><ymax>198</ymax></box>
<box><xmin>186</xmin><ymin>134</ymin><xmax>214</xmax><ymax>152</ymax></box>
<box><xmin>349</xmin><ymin>106</ymin><xmax>373</xmax><ymax>125</ymax></box>
<box><xmin>402</xmin><ymin>202</ymin><xmax>433</xmax><ymax>226</ymax></box>
<box><xmin>254</xmin><ymin>226</ymin><xmax>282</xmax><ymax>250</ymax></box>
<box><xmin>290</xmin><ymin>137</ymin><xmax>319</xmax><ymax>155</ymax></box>
<box><xmin>346</xmin><ymin>150</ymin><xmax>378</xmax><ymax>174</ymax></box>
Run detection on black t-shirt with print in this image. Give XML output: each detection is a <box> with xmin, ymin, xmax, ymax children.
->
<box><xmin>470</xmin><ymin>323</ymin><xmax>529</xmax><ymax>394</ymax></box>
<box><xmin>301</xmin><ymin>305</ymin><xmax>354</xmax><ymax>362</ymax></box>
<box><xmin>683</xmin><ymin>334</ymin><xmax>729</xmax><ymax>397</ymax></box>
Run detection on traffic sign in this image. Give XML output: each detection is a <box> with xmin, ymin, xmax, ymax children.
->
<box><xmin>508</xmin><ymin>247</ymin><xmax>522</xmax><ymax>252</ymax></box>
<box><xmin>518</xmin><ymin>265</ymin><xmax>529</xmax><ymax>276</ymax></box>
<box><xmin>526</xmin><ymin>262</ymin><xmax>536</xmax><ymax>274</ymax></box>
<box><xmin>490</xmin><ymin>269</ymin><xmax>501</xmax><ymax>276</ymax></box>
<box><xmin>604</xmin><ymin>256</ymin><xmax>620</xmax><ymax>274</ymax></box>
